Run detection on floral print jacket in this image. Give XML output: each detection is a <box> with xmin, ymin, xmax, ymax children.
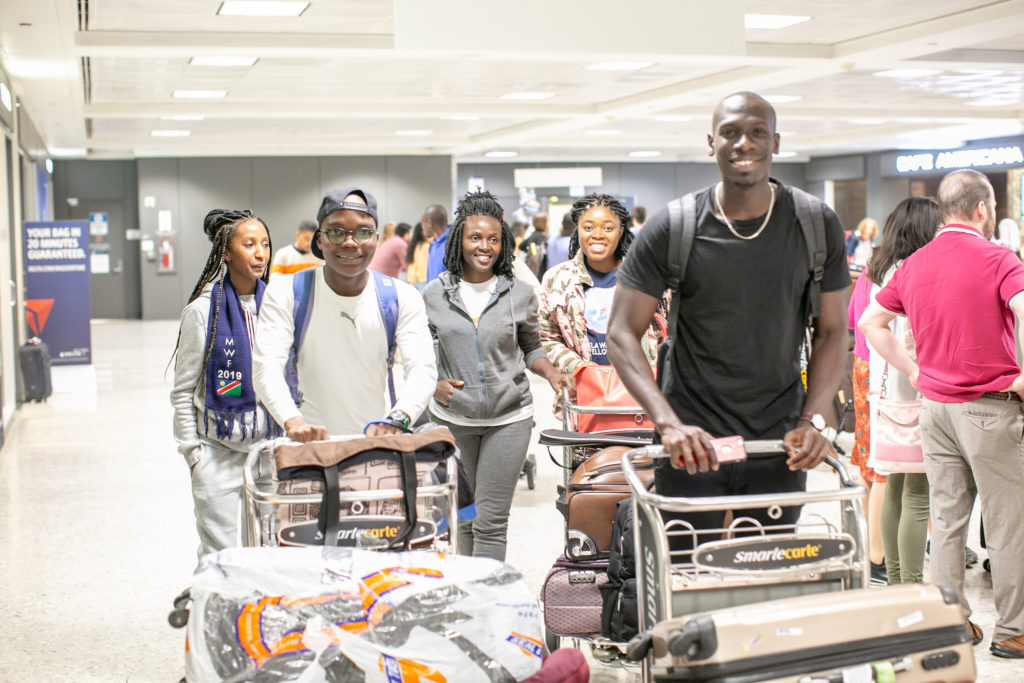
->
<box><xmin>538</xmin><ymin>251</ymin><xmax>665</xmax><ymax>411</ymax></box>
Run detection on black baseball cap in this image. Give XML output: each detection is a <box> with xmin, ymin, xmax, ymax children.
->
<box><xmin>312</xmin><ymin>187</ymin><xmax>379</xmax><ymax>258</ymax></box>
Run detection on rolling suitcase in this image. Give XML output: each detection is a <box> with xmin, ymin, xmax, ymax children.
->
<box><xmin>648</xmin><ymin>584</ymin><xmax>975</xmax><ymax>682</ymax></box>
<box><xmin>19</xmin><ymin>338</ymin><xmax>52</xmax><ymax>402</ymax></box>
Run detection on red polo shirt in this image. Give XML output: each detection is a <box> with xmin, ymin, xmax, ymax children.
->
<box><xmin>875</xmin><ymin>223</ymin><xmax>1024</xmax><ymax>402</ymax></box>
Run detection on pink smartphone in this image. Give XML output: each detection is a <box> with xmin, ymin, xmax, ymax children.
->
<box><xmin>710</xmin><ymin>435</ymin><xmax>747</xmax><ymax>463</ymax></box>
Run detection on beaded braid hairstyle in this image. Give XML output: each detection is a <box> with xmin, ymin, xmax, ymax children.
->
<box><xmin>171</xmin><ymin>208</ymin><xmax>271</xmax><ymax>374</ymax></box>
<box><xmin>567</xmin><ymin>193</ymin><xmax>634</xmax><ymax>261</ymax></box>
<box><xmin>443</xmin><ymin>191</ymin><xmax>516</xmax><ymax>284</ymax></box>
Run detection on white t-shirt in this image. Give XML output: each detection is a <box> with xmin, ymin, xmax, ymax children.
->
<box><xmin>253</xmin><ymin>268</ymin><xmax>437</xmax><ymax>435</ymax></box>
<box><xmin>459</xmin><ymin>276</ymin><xmax>497</xmax><ymax>324</ymax></box>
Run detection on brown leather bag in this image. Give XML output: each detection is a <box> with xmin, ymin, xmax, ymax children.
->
<box><xmin>565</xmin><ymin>446</ymin><xmax>654</xmax><ymax>560</ymax></box>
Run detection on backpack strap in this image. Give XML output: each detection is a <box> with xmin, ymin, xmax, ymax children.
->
<box><xmin>286</xmin><ymin>268</ymin><xmax>317</xmax><ymax>405</ymax></box>
<box><xmin>790</xmin><ymin>186</ymin><xmax>827</xmax><ymax>321</ymax></box>
<box><xmin>665</xmin><ymin>193</ymin><xmax>698</xmax><ymax>339</ymax></box>
<box><xmin>371</xmin><ymin>271</ymin><xmax>400</xmax><ymax>408</ymax></box>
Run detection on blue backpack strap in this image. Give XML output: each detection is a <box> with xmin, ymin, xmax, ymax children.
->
<box><xmin>371</xmin><ymin>271</ymin><xmax>400</xmax><ymax>408</ymax></box>
<box><xmin>285</xmin><ymin>268</ymin><xmax>317</xmax><ymax>405</ymax></box>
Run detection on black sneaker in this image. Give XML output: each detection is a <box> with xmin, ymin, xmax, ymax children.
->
<box><xmin>870</xmin><ymin>561</ymin><xmax>888</xmax><ymax>586</ymax></box>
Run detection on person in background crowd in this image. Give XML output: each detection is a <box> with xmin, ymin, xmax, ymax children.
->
<box><xmin>848</xmin><ymin>268</ymin><xmax>888</xmax><ymax>585</ymax></box>
<box><xmin>846</xmin><ymin>217</ymin><xmax>878</xmax><ymax>269</ymax></box>
<box><xmin>268</xmin><ymin>219</ymin><xmax>321</xmax><ymax>279</ymax></box>
<box><xmin>370</xmin><ymin>221</ymin><xmax>411</xmax><ymax>278</ymax></box>
<box><xmin>993</xmin><ymin>217</ymin><xmax>1022</xmax><ymax>260</ymax></box>
<box><xmin>631</xmin><ymin>205</ymin><xmax>647</xmax><ymax>232</ymax></box>
<box><xmin>860</xmin><ymin>169</ymin><xmax>1024</xmax><ymax>657</ymax></box>
<box><xmin>862</xmin><ymin>196</ymin><xmax>940</xmax><ymax>586</ymax></box>
<box><xmin>510</xmin><ymin>220</ymin><xmax>529</xmax><ymax>249</ymax></box>
<box><xmin>518</xmin><ymin>212</ymin><xmax>550</xmax><ymax>278</ymax></box>
<box><xmin>405</xmin><ymin>222</ymin><xmax>432</xmax><ymax>291</ymax></box>
<box><xmin>423</xmin><ymin>191</ymin><xmax>570</xmax><ymax>561</ymax></box>
<box><xmin>253</xmin><ymin>187</ymin><xmax>436</xmax><ymax>442</ymax></box>
<box><xmin>171</xmin><ymin>209</ymin><xmax>276</xmax><ymax>566</ymax></box>
<box><xmin>539</xmin><ymin>193</ymin><xmax>663</xmax><ymax>415</ymax></box>
<box><xmin>545</xmin><ymin>213</ymin><xmax>574</xmax><ymax>269</ymax></box>
<box><xmin>608</xmin><ymin>91</ymin><xmax>849</xmax><ymax>554</ymax></box>
<box><xmin>424</xmin><ymin>204</ymin><xmax>451</xmax><ymax>283</ymax></box>
<box><xmin>380</xmin><ymin>221</ymin><xmax>396</xmax><ymax>243</ymax></box>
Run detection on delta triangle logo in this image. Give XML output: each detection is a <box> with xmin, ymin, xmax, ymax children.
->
<box><xmin>25</xmin><ymin>299</ymin><xmax>55</xmax><ymax>336</ymax></box>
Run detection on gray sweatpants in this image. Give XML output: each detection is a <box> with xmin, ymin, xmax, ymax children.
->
<box><xmin>434</xmin><ymin>416</ymin><xmax>533</xmax><ymax>562</ymax></box>
<box><xmin>190</xmin><ymin>441</ymin><xmax>248</xmax><ymax>567</ymax></box>
<box><xmin>921</xmin><ymin>396</ymin><xmax>1024</xmax><ymax>641</ymax></box>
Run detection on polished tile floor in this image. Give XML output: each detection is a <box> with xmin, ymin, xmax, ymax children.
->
<box><xmin>0</xmin><ymin>319</ymin><xmax>1017</xmax><ymax>681</ymax></box>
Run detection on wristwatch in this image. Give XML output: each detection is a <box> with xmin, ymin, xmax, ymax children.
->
<box><xmin>386</xmin><ymin>409</ymin><xmax>412</xmax><ymax>431</ymax></box>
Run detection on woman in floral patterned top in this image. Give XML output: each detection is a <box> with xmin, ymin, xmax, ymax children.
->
<box><xmin>539</xmin><ymin>194</ymin><xmax>664</xmax><ymax>413</ymax></box>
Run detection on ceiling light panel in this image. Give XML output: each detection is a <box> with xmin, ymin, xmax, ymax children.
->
<box><xmin>586</xmin><ymin>62</ymin><xmax>655</xmax><ymax>71</ymax></box>
<box><xmin>501</xmin><ymin>92</ymin><xmax>555</xmax><ymax>101</ymax></box>
<box><xmin>744</xmin><ymin>14</ymin><xmax>810</xmax><ymax>30</ymax></box>
<box><xmin>151</xmin><ymin>129</ymin><xmax>192</xmax><ymax>137</ymax></box>
<box><xmin>173</xmin><ymin>90</ymin><xmax>228</xmax><ymax>99</ymax></box>
<box><xmin>217</xmin><ymin>2</ymin><xmax>309</xmax><ymax>17</ymax></box>
<box><xmin>189</xmin><ymin>57</ymin><xmax>259</xmax><ymax>67</ymax></box>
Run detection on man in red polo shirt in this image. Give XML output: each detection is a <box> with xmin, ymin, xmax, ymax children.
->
<box><xmin>860</xmin><ymin>169</ymin><xmax>1024</xmax><ymax>659</ymax></box>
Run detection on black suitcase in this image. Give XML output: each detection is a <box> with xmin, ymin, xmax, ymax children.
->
<box><xmin>20</xmin><ymin>339</ymin><xmax>52</xmax><ymax>402</ymax></box>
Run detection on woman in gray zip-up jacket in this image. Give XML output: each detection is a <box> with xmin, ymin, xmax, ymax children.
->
<box><xmin>423</xmin><ymin>192</ymin><xmax>571</xmax><ymax>561</ymax></box>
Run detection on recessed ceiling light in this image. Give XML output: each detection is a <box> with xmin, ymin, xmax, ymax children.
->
<box><xmin>965</xmin><ymin>97</ymin><xmax>1021</xmax><ymax>107</ymax></box>
<box><xmin>395</xmin><ymin>129</ymin><xmax>431</xmax><ymax>136</ymax></box>
<box><xmin>173</xmin><ymin>90</ymin><xmax>228</xmax><ymax>99</ymax></box>
<box><xmin>744</xmin><ymin>14</ymin><xmax>811</xmax><ymax>30</ymax></box>
<box><xmin>628</xmin><ymin>150</ymin><xmax>661</xmax><ymax>158</ymax></box>
<box><xmin>0</xmin><ymin>83</ymin><xmax>11</xmax><ymax>112</ymax></box>
<box><xmin>763</xmin><ymin>95</ymin><xmax>802</xmax><ymax>104</ymax></box>
<box><xmin>439</xmin><ymin>115</ymin><xmax>480</xmax><ymax>121</ymax></box>
<box><xmin>847</xmin><ymin>117</ymin><xmax>885</xmax><ymax>125</ymax></box>
<box><xmin>161</xmin><ymin>115</ymin><xmax>205</xmax><ymax>121</ymax></box>
<box><xmin>484</xmin><ymin>151</ymin><xmax>517</xmax><ymax>158</ymax></box>
<box><xmin>874</xmin><ymin>68</ymin><xmax>942</xmax><ymax>79</ymax></box>
<box><xmin>653</xmin><ymin>115</ymin><xmax>691</xmax><ymax>123</ymax></box>
<box><xmin>586</xmin><ymin>129</ymin><xmax>623</xmax><ymax>136</ymax></box>
<box><xmin>48</xmin><ymin>147</ymin><xmax>87</xmax><ymax>157</ymax></box>
<box><xmin>189</xmin><ymin>56</ymin><xmax>258</xmax><ymax>67</ymax></box>
<box><xmin>151</xmin><ymin>129</ymin><xmax>192</xmax><ymax>137</ymax></box>
<box><xmin>774</xmin><ymin>151</ymin><xmax>798</xmax><ymax>158</ymax></box>
<box><xmin>217</xmin><ymin>1</ymin><xmax>309</xmax><ymax>17</ymax></box>
<box><xmin>501</xmin><ymin>91</ymin><xmax>554</xmax><ymax>101</ymax></box>
<box><xmin>586</xmin><ymin>61</ymin><xmax>655</xmax><ymax>71</ymax></box>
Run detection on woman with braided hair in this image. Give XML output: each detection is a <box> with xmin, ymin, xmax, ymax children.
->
<box><xmin>538</xmin><ymin>193</ymin><xmax>665</xmax><ymax>413</ymax></box>
<box><xmin>171</xmin><ymin>208</ymin><xmax>277</xmax><ymax>565</ymax></box>
<box><xmin>423</xmin><ymin>191</ymin><xmax>570</xmax><ymax>560</ymax></box>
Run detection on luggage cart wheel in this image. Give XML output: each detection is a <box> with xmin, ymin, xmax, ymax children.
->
<box><xmin>522</xmin><ymin>453</ymin><xmax>537</xmax><ymax>490</ymax></box>
<box><xmin>168</xmin><ymin>607</ymin><xmax>189</xmax><ymax>629</ymax></box>
<box><xmin>544</xmin><ymin>627</ymin><xmax>560</xmax><ymax>653</ymax></box>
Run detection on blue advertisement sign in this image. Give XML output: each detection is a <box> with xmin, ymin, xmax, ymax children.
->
<box><xmin>23</xmin><ymin>221</ymin><xmax>92</xmax><ymax>365</ymax></box>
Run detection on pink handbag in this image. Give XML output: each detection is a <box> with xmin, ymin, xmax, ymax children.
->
<box><xmin>868</xmin><ymin>365</ymin><xmax>925</xmax><ymax>474</ymax></box>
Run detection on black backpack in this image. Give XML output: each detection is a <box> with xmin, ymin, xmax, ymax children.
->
<box><xmin>599</xmin><ymin>497</ymin><xmax>639</xmax><ymax>641</ymax></box>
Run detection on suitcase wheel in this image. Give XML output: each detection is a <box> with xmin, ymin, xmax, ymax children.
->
<box><xmin>168</xmin><ymin>607</ymin><xmax>189</xmax><ymax>629</ymax></box>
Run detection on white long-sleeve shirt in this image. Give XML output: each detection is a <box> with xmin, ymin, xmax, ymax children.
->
<box><xmin>253</xmin><ymin>268</ymin><xmax>436</xmax><ymax>434</ymax></box>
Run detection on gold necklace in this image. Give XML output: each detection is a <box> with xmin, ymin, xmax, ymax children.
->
<box><xmin>714</xmin><ymin>182</ymin><xmax>776</xmax><ymax>240</ymax></box>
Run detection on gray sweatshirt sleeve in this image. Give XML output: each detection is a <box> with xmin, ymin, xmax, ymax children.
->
<box><xmin>171</xmin><ymin>301</ymin><xmax>207</xmax><ymax>467</ymax></box>
<box><xmin>518</xmin><ymin>288</ymin><xmax>547</xmax><ymax>369</ymax></box>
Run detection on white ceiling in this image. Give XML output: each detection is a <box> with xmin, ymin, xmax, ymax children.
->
<box><xmin>0</xmin><ymin>0</ymin><xmax>1022</xmax><ymax>163</ymax></box>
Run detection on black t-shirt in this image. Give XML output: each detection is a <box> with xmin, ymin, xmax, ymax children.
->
<box><xmin>618</xmin><ymin>181</ymin><xmax>850</xmax><ymax>440</ymax></box>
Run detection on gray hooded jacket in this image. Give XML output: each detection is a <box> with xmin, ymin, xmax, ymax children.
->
<box><xmin>422</xmin><ymin>272</ymin><xmax>547</xmax><ymax>420</ymax></box>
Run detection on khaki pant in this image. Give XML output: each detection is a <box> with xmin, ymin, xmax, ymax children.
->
<box><xmin>921</xmin><ymin>396</ymin><xmax>1024</xmax><ymax>641</ymax></box>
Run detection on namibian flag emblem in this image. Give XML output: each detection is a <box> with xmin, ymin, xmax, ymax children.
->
<box><xmin>217</xmin><ymin>380</ymin><xmax>242</xmax><ymax>396</ymax></box>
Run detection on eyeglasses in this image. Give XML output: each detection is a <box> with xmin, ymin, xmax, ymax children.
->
<box><xmin>321</xmin><ymin>227</ymin><xmax>377</xmax><ymax>245</ymax></box>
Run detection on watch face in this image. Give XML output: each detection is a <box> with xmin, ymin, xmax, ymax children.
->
<box><xmin>811</xmin><ymin>414</ymin><xmax>826</xmax><ymax>431</ymax></box>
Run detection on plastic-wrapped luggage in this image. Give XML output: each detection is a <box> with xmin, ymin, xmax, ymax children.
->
<box><xmin>186</xmin><ymin>546</ymin><xmax>544</xmax><ymax>682</ymax></box>
<box><xmin>647</xmin><ymin>584</ymin><xmax>975</xmax><ymax>682</ymax></box>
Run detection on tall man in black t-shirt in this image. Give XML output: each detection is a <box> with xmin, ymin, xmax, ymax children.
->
<box><xmin>608</xmin><ymin>92</ymin><xmax>850</xmax><ymax>542</ymax></box>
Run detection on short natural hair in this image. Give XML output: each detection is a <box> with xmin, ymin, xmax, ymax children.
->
<box><xmin>297</xmin><ymin>219</ymin><xmax>317</xmax><ymax>233</ymax></box>
<box><xmin>632</xmin><ymin>205</ymin><xmax>647</xmax><ymax>224</ymax></box>
<box><xmin>937</xmin><ymin>169</ymin><xmax>992</xmax><ymax>224</ymax></box>
<box><xmin>394</xmin><ymin>222</ymin><xmax>411</xmax><ymax>238</ymax></box>
<box><xmin>422</xmin><ymin>204</ymin><xmax>448</xmax><ymax>229</ymax></box>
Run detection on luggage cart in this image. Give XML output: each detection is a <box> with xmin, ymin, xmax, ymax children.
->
<box><xmin>241</xmin><ymin>431</ymin><xmax>461</xmax><ymax>553</ymax></box>
<box><xmin>620</xmin><ymin>443</ymin><xmax>868</xmax><ymax>681</ymax></box>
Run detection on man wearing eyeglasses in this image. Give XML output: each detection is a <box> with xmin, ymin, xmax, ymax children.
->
<box><xmin>253</xmin><ymin>187</ymin><xmax>437</xmax><ymax>441</ymax></box>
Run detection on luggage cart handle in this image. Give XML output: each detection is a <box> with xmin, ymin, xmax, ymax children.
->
<box><xmin>560</xmin><ymin>386</ymin><xmax>645</xmax><ymax>415</ymax></box>
<box><xmin>620</xmin><ymin>446</ymin><xmax>864</xmax><ymax>512</ymax></box>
